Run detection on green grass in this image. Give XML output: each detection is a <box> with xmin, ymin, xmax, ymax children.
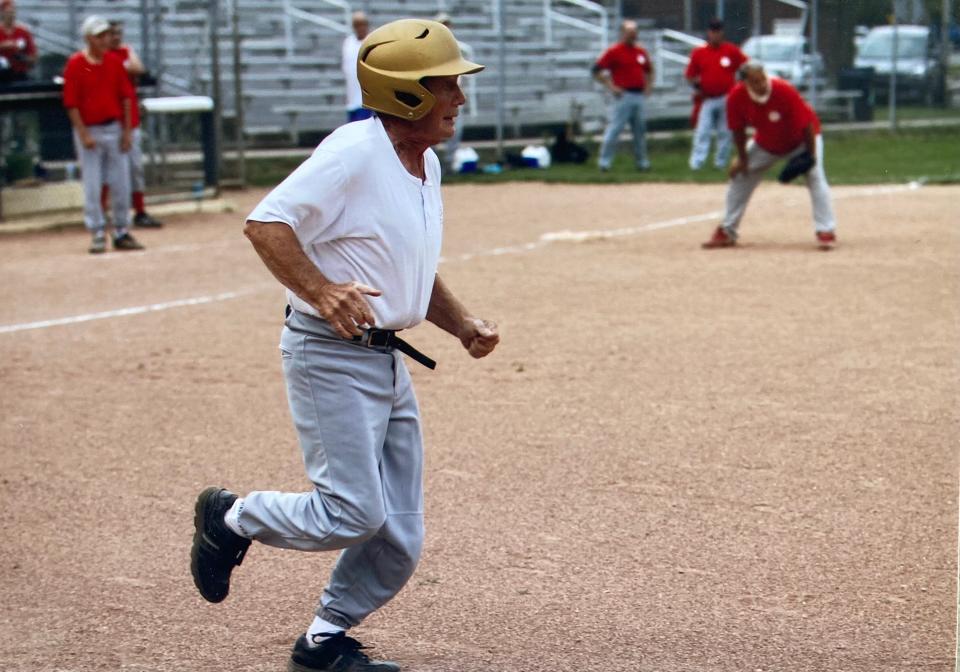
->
<box><xmin>241</xmin><ymin>126</ymin><xmax>960</xmax><ymax>188</ymax></box>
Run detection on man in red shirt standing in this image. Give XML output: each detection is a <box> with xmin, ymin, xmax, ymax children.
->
<box><xmin>685</xmin><ymin>18</ymin><xmax>746</xmax><ymax>170</ymax></box>
<box><xmin>592</xmin><ymin>20</ymin><xmax>653</xmax><ymax>171</ymax></box>
<box><xmin>101</xmin><ymin>20</ymin><xmax>162</xmax><ymax>228</ymax></box>
<box><xmin>0</xmin><ymin>0</ymin><xmax>36</xmax><ymax>83</ymax></box>
<box><xmin>703</xmin><ymin>62</ymin><xmax>837</xmax><ymax>250</ymax></box>
<box><xmin>63</xmin><ymin>15</ymin><xmax>143</xmax><ymax>253</ymax></box>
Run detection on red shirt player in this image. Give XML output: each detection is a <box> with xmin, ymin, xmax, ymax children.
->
<box><xmin>101</xmin><ymin>20</ymin><xmax>162</xmax><ymax>228</ymax></box>
<box><xmin>685</xmin><ymin>18</ymin><xmax>746</xmax><ymax>170</ymax></box>
<box><xmin>592</xmin><ymin>20</ymin><xmax>654</xmax><ymax>171</ymax></box>
<box><xmin>702</xmin><ymin>62</ymin><xmax>837</xmax><ymax>250</ymax></box>
<box><xmin>63</xmin><ymin>15</ymin><xmax>144</xmax><ymax>253</ymax></box>
<box><xmin>0</xmin><ymin>0</ymin><xmax>36</xmax><ymax>82</ymax></box>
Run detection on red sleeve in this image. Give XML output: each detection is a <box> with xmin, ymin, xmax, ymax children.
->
<box><xmin>684</xmin><ymin>48</ymin><xmax>700</xmax><ymax>79</ymax></box>
<box><xmin>108</xmin><ymin>54</ymin><xmax>134</xmax><ymax>99</ymax></box>
<box><xmin>595</xmin><ymin>46</ymin><xmax>614</xmax><ymax>71</ymax></box>
<box><xmin>62</xmin><ymin>57</ymin><xmax>80</xmax><ymax>109</ymax></box>
<box><xmin>23</xmin><ymin>28</ymin><xmax>35</xmax><ymax>57</ymax></box>
<box><xmin>726</xmin><ymin>87</ymin><xmax>746</xmax><ymax>131</ymax></box>
<box><xmin>732</xmin><ymin>45</ymin><xmax>747</xmax><ymax>70</ymax></box>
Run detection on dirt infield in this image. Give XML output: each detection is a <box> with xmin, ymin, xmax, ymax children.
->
<box><xmin>1</xmin><ymin>181</ymin><xmax>956</xmax><ymax>672</ymax></box>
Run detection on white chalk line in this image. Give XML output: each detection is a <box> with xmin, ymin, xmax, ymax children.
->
<box><xmin>0</xmin><ymin>180</ymin><xmax>928</xmax><ymax>335</ymax></box>
<box><xmin>0</xmin><ymin>289</ymin><xmax>265</xmax><ymax>334</ymax></box>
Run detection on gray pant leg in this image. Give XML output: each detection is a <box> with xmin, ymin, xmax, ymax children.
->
<box><xmin>598</xmin><ymin>95</ymin><xmax>631</xmax><ymax>169</ymax></box>
<box><xmin>239</xmin><ymin>323</ymin><xmax>393</xmax><ymax>548</ymax></box>
<box><xmin>628</xmin><ymin>93</ymin><xmax>649</xmax><ymax>168</ymax></box>
<box><xmin>95</xmin><ymin>123</ymin><xmax>132</xmax><ymax>230</ymax></box>
<box><xmin>714</xmin><ymin>99</ymin><xmax>733</xmax><ymax>168</ymax></box>
<box><xmin>319</xmin><ymin>353</ymin><xmax>425</xmax><ymax>628</ymax></box>
<box><xmin>74</xmin><ymin>130</ymin><xmax>106</xmax><ymax>233</ymax></box>
<box><xmin>722</xmin><ymin>140</ymin><xmax>780</xmax><ymax>236</ymax></box>
<box><xmin>805</xmin><ymin>135</ymin><xmax>836</xmax><ymax>232</ymax></box>
<box><xmin>129</xmin><ymin>127</ymin><xmax>145</xmax><ymax>193</ymax></box>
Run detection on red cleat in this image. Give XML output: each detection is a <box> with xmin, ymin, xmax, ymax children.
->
<box><xmin>702</xmin><ymin>226</ymin><xmax>736</xmax><ymax>249</ymax></box>
<box><xmin>816</xmin><ymin>230</ymin><xmax>836</xmax><ymax>250</ymax></box>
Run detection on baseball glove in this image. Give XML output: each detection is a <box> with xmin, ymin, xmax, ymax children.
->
<box><xmin>778</xmin><ymin>151</ymin><xmax>815</xmax><ymax>184</ymax></box>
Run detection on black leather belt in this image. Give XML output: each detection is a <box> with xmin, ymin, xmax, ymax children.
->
<box><xmin>352</xmin><ymin>329</ymin><xmax>437</xmax><ymax>370</ymax></box>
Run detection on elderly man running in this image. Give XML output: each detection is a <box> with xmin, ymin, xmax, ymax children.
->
<box><xmin>189</xmin><ymin>19</ymin><xmax>498</xmax><ymax>672</ymax></box>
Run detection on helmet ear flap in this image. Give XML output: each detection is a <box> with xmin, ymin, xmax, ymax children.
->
<box><xmin>361</xmin><ymin>70</ymin><xmax>437</xmax><ymax>120</ymax></box>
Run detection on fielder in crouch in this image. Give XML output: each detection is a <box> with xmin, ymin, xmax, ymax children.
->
<box><xmin>703</xmin><ymin>61</ymin><xmax>837</xmax><ymax>250</ymax></box>
<box><xmin>190</xmin><ymin>20</ymin><xmax>498</xmax><ymax>672</ymax></box>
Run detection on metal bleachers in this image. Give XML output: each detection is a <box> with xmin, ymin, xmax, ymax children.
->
<box><xmin>15</xmin><ymin>0</ymin><xmax>697</xmax><ymax>144</ymax></box>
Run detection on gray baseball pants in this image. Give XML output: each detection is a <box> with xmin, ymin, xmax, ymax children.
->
<box><xmin>236</xmin><ymin>309</ymin><xmax>425</xmax><ymax>629</ymax></box>
<box><xmin>74</xmin><ymin>121</ymin><xmax>131</xmax><ymax>233</ymax></box>
<box><xmin>130</xmin><ymin>127</ymin><xmax>145</xmax><ymax>193</ymax></box>
<box><xmin>722</xmin><ymin>134</ymin><xmax>836</xmax><ymax>238</ymax></box>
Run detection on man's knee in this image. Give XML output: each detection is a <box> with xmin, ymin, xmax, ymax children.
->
<box><xmin>334</xmin><ymin>499</ymin><xmax>387</xmax><ymax>544</ymax></box>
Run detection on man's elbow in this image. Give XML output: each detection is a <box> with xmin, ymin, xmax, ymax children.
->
<box><xmin>243</xmin><ymin>220</ymin><xmax>263</xmax><ymax>244</ymax></box>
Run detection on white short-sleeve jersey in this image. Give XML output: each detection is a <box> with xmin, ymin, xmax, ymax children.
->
<box><xmin>247</xmin><ymin>117</ymin><xmax>444</xmax><ymax>331</ymax></box>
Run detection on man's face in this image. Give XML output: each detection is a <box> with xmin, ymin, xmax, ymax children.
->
<box><xmin>416</xmin><ymin>75</ymin><xmax>465</xmax><ymax>142</ymax></box>
<box><xmin>745</xmin><ymin>69</ymin><xmax>770</xmax><ymax>98</ymax></box>
<box><xmin>86</xmin><ymin>30</ymin><xmax>110</xmax><ymax>56</ymax></box>
<box><xmin>109</xmin><ymin>26</ymin><xmax>123</xmax><ymax>50</ymax></box>
<box><xmin>353</xmin><ymin>18</ymin><xmax>369</xmax><ymax>40</ymax></box>
<box><xmin>707</xmin><ymin>28</ymin><xmax>723</xmax><ymax>46</ymax></box>
<box><xmin>1</xmin><ymin>7</ymin><xmax>14</xmax><ymax>25</ymax></box>
<box><xmin>622</xmin><ymin>24</ymin><xmax>638</xmax><ymax>44</ymax></box>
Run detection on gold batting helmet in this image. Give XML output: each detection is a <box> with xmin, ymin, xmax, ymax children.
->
<box><xmin>357</xmin><ymin>19</ymin><xmax>484</xmax><ymax>120</ymax></box>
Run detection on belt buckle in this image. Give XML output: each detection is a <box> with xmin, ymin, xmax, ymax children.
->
<box><xmin>363</xmin><ymin>329</ymin><xmax>390</xmax><ymax>348</ymax></box>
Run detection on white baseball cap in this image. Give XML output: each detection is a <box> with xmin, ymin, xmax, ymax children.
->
<box><xmin>81</xmin><ymin>15</ymin><xmax>111</xmax><ymax>37</ymax></box>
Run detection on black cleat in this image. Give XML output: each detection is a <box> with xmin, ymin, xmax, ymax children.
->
<box><xmin>190</xmin><ymin>487</ymin><xmax>251</xmax><ymax>603</ymax></box>
<box><xmin>113</xmin><ymin>232</ymin><xmax>144</xmax><ymax>250</ymax></box>
<box><xmin>133</xmin><ymin>212</ymin><xmax>163</xmax><ymax>228</ymax></box>
<box><xmin>288</xmin><ymin>632</ymin><xmax>400</xmax><ymax>672</ymax></box>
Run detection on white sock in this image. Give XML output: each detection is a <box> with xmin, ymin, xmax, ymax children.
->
<box><xmin>223</xmin><ymin>498</ymin><xmax>249</xmax><ymax>538</ymax></box>
<box><xmin>305</xmin><ymin>616</ymin><xmax>345</xmax><ymax>648</ymax></box>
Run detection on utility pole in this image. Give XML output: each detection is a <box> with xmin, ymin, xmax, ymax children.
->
<box><xmin>889</xmin><ymin>1</ymin><xmax>898</xmax><ymax>131</ymax></box>
<box><xmin>684</xmin><ymin>0</ymin><xmax>693</xmax><ymax>32</ymax></box>
<box><xmin>753</xmin><ymin>0</ymin><xmax>761</xmax><ymax>36</ymax></box>
<box><xmin>941</xmin><ymin>0</ymin><xmax>952</xmax><ymax>107</ymax></box>
<box><xmin>139</xmin><ymin>0</ymin><xmax>151</xmax><ymax>72</ymax></box>
<box><xmin>809</xmin><ymin>0</ymin><xmax>818</xmax><ymax>110</ymax></box>
<box><xmin>717</xmin><ymin>0</ymin><xmax>725</xmax><ymax>20</ymax></box>
<box><xmin>208</xmin><ymin>0</ymin><xmax>223</xmax><ymax>190</ymax></box>
<box><xmin>495</xmin><ymin>0</ymin><xmax>505</xmax><ymax>161</ymax></box>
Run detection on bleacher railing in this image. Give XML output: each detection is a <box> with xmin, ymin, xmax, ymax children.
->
<box><xmin>283</xmin><ymin>0</ymin><xmax>351</xmax><ymax>57</ymax></box>
<box><xmin>544</xmin><ymin>0</ymin><xmax>608</xmax><ymax>51</ymax></box>
<box><xmin>653</xmin><ymin>29</ymin><xmax>704</xmax><ymax>88</ymax></box>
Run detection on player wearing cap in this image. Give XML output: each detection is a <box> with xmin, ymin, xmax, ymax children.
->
<box><xmin>63</xmin><ymin>15</ymin><xmax>143</xmax><ymax>253</ymax></box>
<box><xmin>0</xmin><ymin>0</ymin><xmax>35</xmax><ymax>82</ymax></box>
<box><xmin>703</xmin><ymin>62</ymin><xmax>837</xmax><ymax>250</ymax></box>
<box><xmin>190</xmin><ymin>19</ymin><xmax>498</xmax><ymax>672</ymax></box>
<box><xmin>100</xmin><ymin>20</ymin><xmax>162</xmax><ymax>229</ymax></box>
<box><xmin>341</xmin><ymin>11</ymin><xmax>372</xmax><ymax>123</ymax></box>
<box><xmin>592</xmin><ymin>19</ymin><xmax>653</xmax><ymax>171</ymax></box>
<box><xmin>685</xmin><ymin>18</ymin><xmax>746</xmax><ymax>170</ymax></box>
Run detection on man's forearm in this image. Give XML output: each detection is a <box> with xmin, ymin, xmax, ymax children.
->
<box><xmin>733</xmin><ymin>128</ymin><xmax>748</xmax><ymax>163</ymax></box>
<box><xmin>426</xmin><ymin>274</ymin><xmax>470</xmax><ymax>337</ymax></box>
<box><xmin>122</xmin><ymin>99</ymin><xmax>131</xmax><ymax>132</ymax></box>
<box><xmin>804</xmin><ymin>123</ymin><xmax>816</xmax><ymax>157</ymax></box>
<box><xmin>245</xmin><ymin>221</ymin><xmax>331</xmax><ymax>301</ymax></box>
<box><xmin>66</xmin><ymin>108</ymin><xmax>86</xmax><ymax>135</ymax></box>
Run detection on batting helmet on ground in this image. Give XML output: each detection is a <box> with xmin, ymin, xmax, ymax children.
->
<box><xmin>357</xmin><ymin>19</ymin><xmax>483</xmax><ymax>120</ymax></box>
